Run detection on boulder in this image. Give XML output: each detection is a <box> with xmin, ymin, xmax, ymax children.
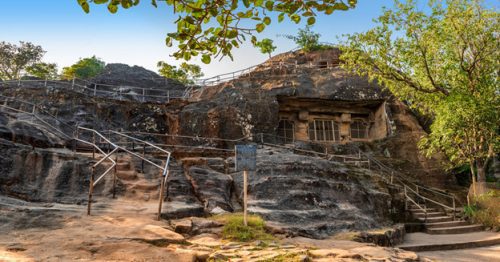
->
<box><xmin>186</xmin><ymin>167</ymin><xmax>234</xmax><ymax>213</ymax></box>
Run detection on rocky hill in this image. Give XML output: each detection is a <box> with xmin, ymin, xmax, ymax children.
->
<box><xmin>0</xmin><ymin>48</ymin><xmax>460</xmax><ymax>241</ymax></box>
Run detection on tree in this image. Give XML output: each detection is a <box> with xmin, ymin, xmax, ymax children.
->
<box><xmin>254</xmin><ymin>38</ymin><xmax>276</xmax><ymax>58</ymax></box>
<box><xmin>157</xmin><ymin>61</ymin><xmax>204</xmax><ymax>85</ymax></box>
<box><xmin>0</xmin><ymin>41</ymin><xmax>45</xmax><ymax>80</ymax></box>
<box><xmin>280</xmin><ymin>25</ymin><xmax>328</xmax><ymax>52</ymax></box>
<box><xmin>76</xmin><ymin>0</ymin><xmax>357</xmax><ymax>63</ymax></box>
<box><xmin>26</xmin><ymin>62</ymin><xmax>58</xmax><ymax>79</ymax></box>
<box><xmin>340</xmin><ymin>0</ymin><xmax>499</xmax><ymax>192</ymax></box>
<box><xmin>62</xmin><ymin>56</ymin><xmax>105</xmax><ymax>79</ymax></box>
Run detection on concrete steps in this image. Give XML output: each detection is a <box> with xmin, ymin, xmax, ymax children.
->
<box><xmin>413</xmin><ymin>212</ymin><xmax>445</xmax><ymax>218</ymax></box>
<box><xmin>426</xmin><ymin>224</ymin><xmax>484</xmax><ymax>235</ymax></box>
<box><xmin>418</xmin><ymin>216</ymin><xmax>454</xmax><ymax>223</ymax></box>
<box><xmin>425</xmin><ymin>220</ymin><xmax>469</xmax><ymax>229</ymax></box>
<box><xmin>398</xmin><ymin>232</ymin><xmax>500</xmax><ymax>252</ymax></box>
<box><xmin>409</xmin><ymin>204</ymin><xmax>483</xmax><ymax>235</ymax></box>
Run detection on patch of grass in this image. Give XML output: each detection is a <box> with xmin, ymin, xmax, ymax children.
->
<box><xmin>260</xmin><ymin>252</ymin><xmax>306</xmax><ymax>262</ymax></box>
<box><xmin>211</xmin><ymin>213</ymin><xmax>274</xmax><ymax>242</ymax></box>
<box><xmin>330</xmin><ymin>231</ymin><xmax>360</xmax><ymax>241</ymax></box>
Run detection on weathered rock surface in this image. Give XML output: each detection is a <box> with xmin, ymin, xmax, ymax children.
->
<box><xmin>228</xmin><ymin>147</ymin><xmax>398</xmax><ymax>239</ymax></box>
<box><xmin>0</xmin><ymin>139</ymin><xmax>95</xmax><ymax>203</ymax></box>
<box><xmin>186</xmin><ymin>166</ymin><xmax>234</xmax><ymax>213</ymax></box>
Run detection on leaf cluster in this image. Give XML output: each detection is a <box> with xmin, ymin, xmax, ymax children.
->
<box><xmin>280</xmin><ymin>25</ymin><xmax>325</xmax><ymax>52</ymax></box>
<box><xmin>77</xmin><ymin>0</ymin><xmax>357</xmax><ymax>63</ymax></box>
<box><xmin>26</xmin><ymin>62</ymin><xmax>59</xmax><ymax>80</ymax></box>
<box><xmin>62</xmin><ymin>56</ymin><xmax>106</xmax><ymax>79</ymax></box>
<box><xmin>254</xmin><ymin>38</ymin><xmax>276</xmax><ymax>58</ymax></box>
<box><xmin>0</xmin><ymin>41</ymin><xmax>45</xmax><ymax>80</ymax></box>
<box><xmin>157</xmin><ymin>61</ymin><xmax>204</xmax><ymax>84</ymax></box>
<box><xmin>340</xmin><ymin>0</ymin><xmax>499</xmax><ymax>171</ymax></box>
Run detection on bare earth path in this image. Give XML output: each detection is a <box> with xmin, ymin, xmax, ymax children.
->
<box><xmin>0</xmin><ymin>195</ymin><xmax>465</xmax><ymax>262</ymax></box>
<box><xmin>417</xmin><ymin>245</ymin><xmax>500</xmax><ymax>262</ymax></box>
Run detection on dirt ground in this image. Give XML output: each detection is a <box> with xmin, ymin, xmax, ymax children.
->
<box><xmin>417</xmin><ymin>245</ymin><xmax>500</xmax><ymax>262</ymax></box>
<box><xmin>0</xmin><ymin>195</ymin><xmax>486</xmax><ymax>262</ymax></box>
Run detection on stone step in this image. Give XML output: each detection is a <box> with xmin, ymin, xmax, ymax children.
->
<box><xmin>399</xmin><ymin>235</ymin><xmax>500</xmax><ymax>252</ymax></box>
<box><xmin>116</xmin><ymin>162</ymin><xmax>131</xmax><ymax>170</ymax></box>
<box><xmin>426</xmin><ymin>224</ymin><xmax>483</xmax><ymax>235</ymax></box>
<box><xmin>412</xmin><ymin>212</ymin><xmax>446</xmax><ymax>218</ymax></box>
<box><xmin>409</xmin><ymin>208</ymin><xmax>437</xmax><ymax>212</ymax></box>
<box><xmin>425</xmin><ymin>220</ymin><xmax>469</xmax><ymax>229</ymax></box>
<box><xmin>418</xmin><ymin>216</ymin><xmax>454</xmax><ymax>223</ymax></box>
<box><xmin>128</xmin><ymin>181</ymin><xmax>160</xmax><ymax>191</ymax></box>
<box><xmin>115</xmin><ymin>170</ymin><xmax>137</xmax><ymax>180</ymax></box>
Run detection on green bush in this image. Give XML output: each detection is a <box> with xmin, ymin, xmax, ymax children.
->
<box><xmin>212</xmin><ymin>213</ymin><xmax>274</xmax><ymax>242</ymax></box>
<box><xmin>465</xmin><ymin>189</ymin><xmax>500</xmax><ymax>230</ymax></box>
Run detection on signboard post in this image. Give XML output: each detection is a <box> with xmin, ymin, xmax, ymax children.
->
<box><xmin>235</xmin><ymin>145</ymin><xmax>257</xmax><ymax>226</ymax></box>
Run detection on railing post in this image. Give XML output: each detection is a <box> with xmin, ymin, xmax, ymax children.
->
<box><xmin>142</xmin><ymin>144</ymin><xmax>145</xmax><ymax>173</ymax></box>
<box><xmin>423</xmin><ymin>198</ymin><xmax>427</xmax><ymax>223</ymax></box>
<box><xmin>157</xmin><ymin>174</ymin><xmax>166</xmax><ymax>221</ymax></box>
<box><xmin>416</xmin><ymin>185</ymin><xmax>419</xmax><ymax>195</ymax></box>
<box><xmin>93</xmin><ymin>84</ymin><xmax>97</xmax><ymax>96</ymax></box>
<box><xmin>113</xmin><ymin>156</ymin><xmax>117</xmax><ymax>199</ymax></box>
<box><xmin>404</xmin><ymin>186</ymin><xmax>408</xmax><ymax>210</ymax></box>
<box><xmin>92</xmin><ymin>133</ymin><xmax>96</xmax><ymax>159</ymax></box>
<box><xmin>142</xmin><ymin>88</ymin><xmax>145</xmax><ymax>102</ymax></box>
<box><xmin>167</xmin><ymin>90</ymin><xmax>170</xmax><ymax>103</ymax></box>
<box><xmin>44</xmin><ymin>78</ymin><xmax>48</xmax><ymax>87</ymax></box>
<box><xmin>452</xmin><ymin>197</ymin><xmax>456</xmax><ymax>221</ymax></box>
<box><xmin>72</xmin><ymin>77</ymin><xmax>75</xmax><ymax>89</ymax></box>
<box><xmin>18</xmin><ymin>78</ymin><xmax>20</xmax><ymax>87</ymax></box>
<box><xmin>87</xmin><ymin>167</ymin><xmax>95</xmax><ymax>215</ymax></box>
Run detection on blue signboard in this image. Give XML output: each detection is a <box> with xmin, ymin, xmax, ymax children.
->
<box><xmin>235</xmin><ymin>145</ymin><xmax>257</xmax><ymax>171</ymax></box>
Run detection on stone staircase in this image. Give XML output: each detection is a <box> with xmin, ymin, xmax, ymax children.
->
<box><xmin>409</xmin><ymin>204</ymin><xmax>483</xmax><ymax>234</ymax></box>
<box><xmin>114</xmin><ymin>155</ymin><xmax>162</xmax><ymax>201</ymax></box>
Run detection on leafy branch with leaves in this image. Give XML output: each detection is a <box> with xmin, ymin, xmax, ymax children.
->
<box><xmin>76</xmin><ymin>0</ymin><xmax>357</xmax><ymax>63</ymax></box>
<box><xmin>157</xmin><ymin>61</ymin><xmax>204</xmax><ymax>84</ymax></box>
<box><xmin>340</xmin><ymin>0</ymin><xmax>499</xmax><ymax>188</ymax></box>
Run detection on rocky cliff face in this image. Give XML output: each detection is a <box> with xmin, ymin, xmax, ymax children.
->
<box><xmin>0</xmin><ymin>48</ymin><xmax>454</xmax><ymax>239</ymax></box>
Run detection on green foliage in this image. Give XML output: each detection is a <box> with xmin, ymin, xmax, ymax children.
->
<box><xmin>157</xmin><ymin>61</ymin><xmax>204</xmax><ymax>85</ymax></box>
<box><xmin>254</xmin><ymin>38</ymin><xmax>277</xmax><ymax>58</ymax></box>
<box><xmin>465</xmin><ymin>189</ymin><xmax>500</xmax><ymax>230</ymax></box>
<box><xmin>76</xmin><ymin>0</ymin><xmax>357</xmax><ymax>63</ymax></box>
<box><xmin>212</xmin><ymin>213</ymin><xmax>274</xmax><ymax>242</ymax></box>
<box><xmin>62</xmin><ymin>56</ymin><xmax>105</xmax><ymax>79</ymax></box>
<box><xmin>340</xmin><ymin>0</ymin><xmax>499</xmax><ymax>179</ymax></box>
<box><xmin>281</xmin><ymin>25</ymin><xmax>329</xmax><ymax>52</ymax></box>
<box><xmin>0</xmin><ymin>41</ymin><xmax>45</xmax><ymax>80</ymax></box>
<box><xmin>26</xmin><ymin>62</ymin><xmax>58</xmax><ymax>80</ymax></box>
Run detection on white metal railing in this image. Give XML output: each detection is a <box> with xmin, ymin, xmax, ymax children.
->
<box><xmin>0</xmin><ymin>78</ymin><xmax>189</xmax><ymax>103</ymax></box>
<box><xmin>255</xmin><ymin>132</ymin><xmax>370</xmax><ymax>166</ymax></box>
<box><xmin>2</xmin><ymin>44</ymin><xmax>341</xmax><ymax>101</ymax></box>
<box><xmin>0</xmin><ymin>94</ymin><xmax>74</xmax><ymax>140</ymax></box>
<box><xmin>75</xmin><ymin>127</ymin><xmax>118</xmax><ymax>216</ymax></box>
<box><xmin>106</xmin><ymin>130</ymin><xmax>172</xmax><ymax>220</ymax></box>
<box><xmin>360</xmin><ymin>149</ymin><xmax>457</xmax><ymax>219</ymax></box>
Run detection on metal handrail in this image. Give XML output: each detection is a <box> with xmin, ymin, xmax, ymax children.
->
<box><xmin>118</xmin><ymin>130</ymin><xmax>250</xmax><ymax>143</ymax></box>
<box><xmin>255</xmin><ymin>132</ymin><xmax>370</xmax><ymax>164</ymax></box>
<box><xmin>0</xmin><ymin>95</ymin><xmax>74</xmax><ymax>140</ymax></box>
<box><xmin>108</xmin><ymin>130</ymin><xmax>172</xmax><ymax>220</ymax></box>
<box><xmin>1</xmin><ymin>79</ymin><xmax>187</xmax><ymax>103</ymax></box>
<box><xmin>75</xmin><ymin>126</ymin><xmax>118</xmax><ymax>216</ymax></box>
<box><xmin>404</xmin><ymin>185</ymin><xmax>428</xmax><ymax>222</ymax></box>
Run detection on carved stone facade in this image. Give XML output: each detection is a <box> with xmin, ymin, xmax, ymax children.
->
<box><xmin>277</xmin><ymin>97</ymin><xmax>391</xmax><ymax>144</ymax></box>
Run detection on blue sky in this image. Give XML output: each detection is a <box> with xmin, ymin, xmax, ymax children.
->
<box><xmin>0</xmin><ymin>1</ymin><xmax>496</xmax><ymax>77</ymax></box>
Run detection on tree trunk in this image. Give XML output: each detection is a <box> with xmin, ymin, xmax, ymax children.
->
<box><xmin>470</xmin><ymin>161</ymin><xmax>477</xmax><ymax>196</ymax></box>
